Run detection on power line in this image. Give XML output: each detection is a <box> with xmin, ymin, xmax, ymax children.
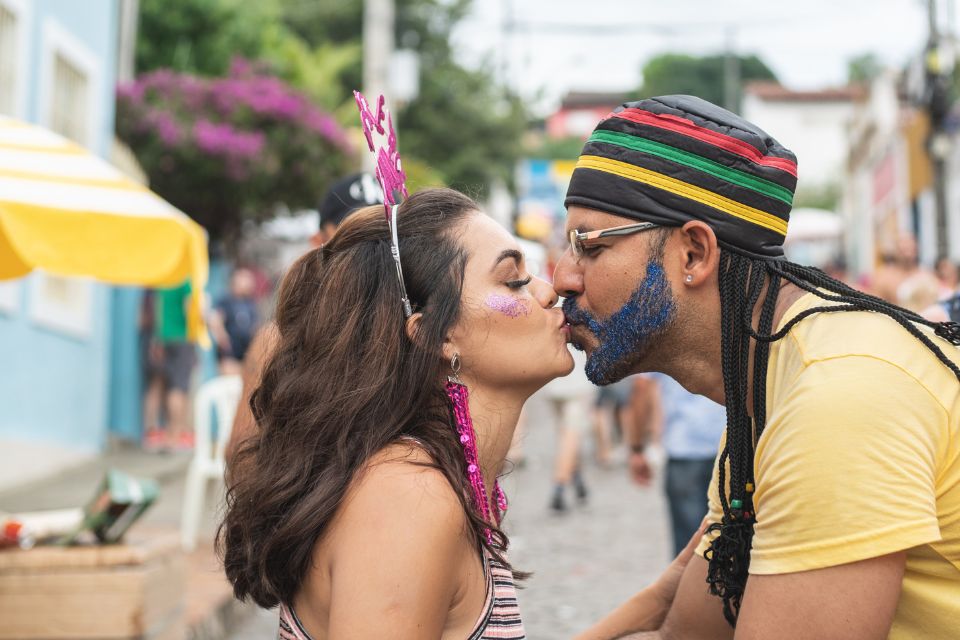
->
<box><xmin>502</xmin><ymin>17</ymin><xmax>821</xmax><ymax>36</ymax></box>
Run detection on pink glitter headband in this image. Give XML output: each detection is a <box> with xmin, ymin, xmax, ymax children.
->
<box><xmin>354</xmin><ymin>90</ymin><xmax>412</xmax><ymax>317</ymax></box>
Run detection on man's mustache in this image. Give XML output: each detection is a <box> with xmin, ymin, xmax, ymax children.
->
<box><xmin>562</xmin><ymin>297</ymin><xmax>589</xmax><ymax>325</ymax></box>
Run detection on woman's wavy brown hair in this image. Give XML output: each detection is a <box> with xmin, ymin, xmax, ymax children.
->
<box><xmin>217</xmin><ymin>188</ymin><xmax>513</xmax><ymax>608</ymax></box>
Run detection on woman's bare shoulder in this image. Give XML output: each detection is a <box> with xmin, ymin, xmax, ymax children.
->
<box><xmin>326</xmin><ymin>441</ymin><xmax>469</xmax><ymax>547</ymax></box>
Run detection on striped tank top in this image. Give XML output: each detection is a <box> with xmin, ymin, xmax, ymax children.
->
<box><xmin>278</xmin><ymin>548</ymin><xmax>525</xmax><ymax>639</ymax></box>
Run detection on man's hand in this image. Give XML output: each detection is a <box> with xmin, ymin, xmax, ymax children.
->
<box><xmin>629</xmin><ymin>450</ymin><xmax>653</xmax><ymax>486</ymax></box>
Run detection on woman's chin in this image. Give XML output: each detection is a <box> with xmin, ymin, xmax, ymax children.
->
<box><xmin>540</xmin><ymin>349</ymin><xmax>576</xmax><ymax>386</ymax></box>
<box><xmin>560</xmin><ymin>348</ymin><xmax>576</xmax><ymax>376</ymax></box>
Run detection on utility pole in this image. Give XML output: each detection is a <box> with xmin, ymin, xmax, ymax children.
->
<box><xmin>362</xmin><ymin>0</ymin><xmax>395</xmax><ymax>170</ymax></box>
<box><xmin>501</xmin><ymin>0</ymin><xmax>513</xmax><ymax>90</ymax></box>
<box><xmin>117</xmin><ymin>0</ymin><xmax>140</xmax><ymax>84</ymax></box>
<box><xmin>723</xmin><ymin>26</ymin><xmax>741</xmax><ymax>113</ymax></box>
<box><xmin>925</xmin><ymin>0</ymin><xmax>953</xmax><ymax>259</ymax></box>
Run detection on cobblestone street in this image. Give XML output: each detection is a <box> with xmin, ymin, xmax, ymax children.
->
<box><xmin>230</xmin><ymin>391</ymin><xmax>674</xmax><ymax>639</ymax></box>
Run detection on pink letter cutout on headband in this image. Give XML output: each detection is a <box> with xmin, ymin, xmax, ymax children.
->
<box><xmin>355</xmin><ymin>90</ymin><xmax>413</xmax><ymax>317</ymax></box>
<box><xmin>354</xmin><ymin>91</ymin><xmax>409</xmax><ymax>223</ymax></box>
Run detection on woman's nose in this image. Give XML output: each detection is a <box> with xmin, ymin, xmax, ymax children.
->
<box><xmin>531</xmin><ymin>276</ymin><xmax>559</xmax><ymax>308</ymax></box>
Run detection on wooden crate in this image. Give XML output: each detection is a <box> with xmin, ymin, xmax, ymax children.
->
<box><xmin>0</xmin><ymin>531</ymin><xmax>186</xmax><ymax>640</ymax></box>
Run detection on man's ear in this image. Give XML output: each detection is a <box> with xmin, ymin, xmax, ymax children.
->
<box><xmin>678</xmin><ymin>220</ymin><xmax>720</xmax><ymax>287</ymax></box>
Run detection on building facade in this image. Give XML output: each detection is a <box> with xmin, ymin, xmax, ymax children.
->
<box><xmin>842</xmin><ymin>71</ymin><xmax>960</xmax><ymax>277</ymax></box>
<box><xmin>0</xmin><ymin>0</ymin><xmax>132</xmax><ymax>488</ymax></box>
<box><xmin>742</xmin><ymin>81</ymin><xmax>865</xmax><ymax>194</ymax></box>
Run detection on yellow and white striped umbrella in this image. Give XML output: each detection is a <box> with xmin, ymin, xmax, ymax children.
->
<box><xmin>0</xmin><ymin>116</ymin><xmax>209</xmax><ymax>345</ymax></box>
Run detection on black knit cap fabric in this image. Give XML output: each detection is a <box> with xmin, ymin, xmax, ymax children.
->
<box><xmin>564</xmin><ymin>95</ymin><xmax>799</xmax><ymax>259</ymax></box>
<box><xmin>318</xmin><ymin>172</ymin><xmax>384</xmax><ymax>228</ymax></box>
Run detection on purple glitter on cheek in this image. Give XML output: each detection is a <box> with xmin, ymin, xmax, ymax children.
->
<box><xmin>485</xmin><ymin>294</ymin><xmax>531</xmax><ymax>319</ymax></box>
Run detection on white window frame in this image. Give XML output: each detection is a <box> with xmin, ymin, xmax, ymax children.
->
<box><xmin>0</xmin><ymin>280</ymin><xmax>21</xmax><ymax>315</ymax></box>
<box><xmin>38</xmin><ymin>16</ymin><xmax>103</xmax><ymax>151</ymax></box>
<box><xmin>29</xmin><ymin>271</ymin><xmax>94</xmax><ymax>339</ymax></box>
<box><xmin>30</xmin><ymin>18</ymin><xmax>103</xmax><ymax>339</ymax></box>
<box><xmin>0</xmin><ymin>0</ymin><xmax>31</xmax><ymax>118</ymax></box>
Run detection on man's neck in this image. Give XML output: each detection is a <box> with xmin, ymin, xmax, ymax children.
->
<box><xmin>660</xmin><ymin>280</ymin><xmax>808</xmax><ymax>407</ymax></box>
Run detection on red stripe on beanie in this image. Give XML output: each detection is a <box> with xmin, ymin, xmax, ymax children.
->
<box><xmin>611</xmin><ymin>109</ymin><xmax>798</xmax><ymax>178</ymax></box>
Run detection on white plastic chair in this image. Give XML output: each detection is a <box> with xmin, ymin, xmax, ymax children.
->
<box><xmin>180</xmin><ymin>374</ymin><xmax>242</xmax><ymax>551</ymax></box>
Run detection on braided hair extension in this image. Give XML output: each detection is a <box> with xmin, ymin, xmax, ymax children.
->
<box><xmin>704</xmin><ymin>249</ymin><xmax>960</xmax><ymax>627</ymax></box>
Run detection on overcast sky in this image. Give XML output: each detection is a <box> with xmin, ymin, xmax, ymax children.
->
<box><xmin>451</xmin><ymin>0</ymin><xmax>949</xmax><ymax>114</ymax></box>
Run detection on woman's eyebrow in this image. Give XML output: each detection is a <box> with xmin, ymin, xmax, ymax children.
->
<box><xmin>492</xmin><ymin>249</ymin><xmax>523</xmax><ymax>270</ymax></box>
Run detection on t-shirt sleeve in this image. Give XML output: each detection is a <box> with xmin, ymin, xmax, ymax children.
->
<box><xmin>747</xmin><ymin>356</ymin><xmax>944</xmax><ymax>574</ymax></box>
<box><xmin>695</xmin><ymin>435</ymin><xmax>725</xmax><ymax>559</ymax></box>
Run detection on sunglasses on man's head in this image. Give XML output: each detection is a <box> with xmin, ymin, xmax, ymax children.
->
<box><xmin>568</xmin><ymin>221</ymin><xmax>661</xmax><ymax>259</ymax></box>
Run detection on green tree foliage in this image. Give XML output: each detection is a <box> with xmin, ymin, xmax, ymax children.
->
<box><xmin>529</xmin><ymin>135</ymin><xmax>588</xmax><ymax>161</ymax></box>
<box><xmin>793</xmin><ymin>182</ymin><xmax>841</xmax><ymax>211</ymax></box>
<box><xmin>393</xmin><ymin>1</ymin><xmax>526</xmax><ymax>194</ymax></box>
<box><xmin>133</xmin><ymin>0</ymin><xmax>528</xmax><ymax>197</ymax></box>
<box><xmin>135</xmin><ymin>0</ymin><xmax>275</xmax><ymax>76</ymax></box>
<box><xmin>848</xmin><ymin>53</ymin><xmax>882</xmax><ymax>84</ymax></box>
<box><xmin>116</xmin><ymin>63</ymin><xmax>352</xmax><ymax>243</ymax></box>
<box><xmin>638</xmin><ymin>53</ymin><xmax>778</xmax><ymax>111</ymax></box>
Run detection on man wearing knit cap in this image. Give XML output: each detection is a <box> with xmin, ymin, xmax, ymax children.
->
<box><xmin>555</xmin><ymin>95</ymin><xmax>960</xmax><ymax>639</ymax></box>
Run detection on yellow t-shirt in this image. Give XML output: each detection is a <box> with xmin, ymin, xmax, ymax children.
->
<box><xmin>697</xmin><ymin>293</ymin><xmax>960</xmax><ymax>638</ymax></box>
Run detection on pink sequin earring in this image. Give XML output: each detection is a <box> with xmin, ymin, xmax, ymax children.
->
<box><xmin>445</xmin><ymin>353</ymin><xmax>507</xmax><ymax>543</ymax></box>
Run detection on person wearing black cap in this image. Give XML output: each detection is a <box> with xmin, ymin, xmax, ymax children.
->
<box><xmin>225</xmin><ymin>173</ymin><xmax>382</xmax><ymax>465</ymax></box>
<box><xmin>557</xmin><ymin>96</ymin><xmax>960</xmax><ymax>639</ymax></box>
<box><xmin>315</xmin><ymin>172</ymin><xmax>384</xmax><ymax>244</ymax></box>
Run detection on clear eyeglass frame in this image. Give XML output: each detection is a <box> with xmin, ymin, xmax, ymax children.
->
<box><xmin>568</xmin><ymin>221</ymin><xmax>661</xmax><ymax>259</ymax></box>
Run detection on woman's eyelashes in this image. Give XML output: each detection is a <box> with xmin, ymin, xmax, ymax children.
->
<box><xmin>505</xmin><ymin>275</ymin><xmax>532</xmax><ymax>290</ymax></box>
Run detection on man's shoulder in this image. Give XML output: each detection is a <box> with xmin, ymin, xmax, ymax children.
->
<box><xmin>782</xmin><ymin>295</ymin><xmax>960</xmax><ymax>395</ymax></box>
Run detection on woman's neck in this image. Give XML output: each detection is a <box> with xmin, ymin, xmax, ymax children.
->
<box><xmin>460</xmin><ymin>380</ymin><xmax>525</xmax><ymax>503</ymax></box>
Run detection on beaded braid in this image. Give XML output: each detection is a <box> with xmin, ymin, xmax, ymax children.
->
<box><xmin>704</xmin><ymin>249</ymin><xmax>960</xmax><ymax>628</ymax></box>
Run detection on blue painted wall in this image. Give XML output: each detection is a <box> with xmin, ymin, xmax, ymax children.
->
<box><xmin>0</xmin><ymin>0</ymin><xmax>119</xmax><ymax>453</ymax></box>
<box><xmin>108</xmin><ymin>286</ymin><xmax>143</xmax><ymax>441</ymax></box>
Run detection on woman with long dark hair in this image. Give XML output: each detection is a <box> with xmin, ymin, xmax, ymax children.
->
<box><xmin>219</xmin><ymin>92</ymin><xmax>700</xmax><ymax>638</ymax></box>
<box><xmin>219</xmin><ymin>186</ymin><xmax>696</xmax><ymax>638</ymax></box>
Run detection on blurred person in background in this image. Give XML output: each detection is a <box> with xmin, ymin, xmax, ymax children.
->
<box><xmin>559</xmin><ymin>96</ymin><xmax>960</xmax><ymax>639</ymax></box>
<box><xmin>871</xmin><ymin>235</ymin><xmax>920</xmax><ymax>303</ymax></box>
<box><xmin>898</xmin><ymin>268</ymin><xmax>942</xmax><ymax>313</ymax></box>
<box><xmin>921</xmin><ymin>258</ymin><xmax>960</xmax><ymax>323</ymax></box>
<box><xmin>225</xmin><ymin>172</ymin><xmax>382</xmax><ymax>467</ymax></box>
<box><xmin>591</xmin><ymin>376</ymin><xmax>632</xmax><ymax>467</ymax></box>
<box><xmin>627</xmin><ymin>374</ymin><xmax>726</xmax><ymax>556</ymax></box>
<box><xmin>935</xmin><ymin>255</ymin><xmax>958</xmax><ymax>297</ymax></box>
<box><xmin>143</xmin><ymin>280</ymin><xmax>196</xmax><ymax>451</ymax></box>
<box><xmin>544</xmin><ymin>349</ymin><xmax>596</xmax><ymax>513</ymax></box>
<box><xmin>141</xmin><ymin>290</ymin><xmax>165</xmax><ymax>448</ymax></box>
<box><xmin>210</xmin><ymin>267</ymin><xmax>260</xmax><ymax>375</ymax></box>
<box><xmin>894</xmin><ymin>237</ymin><xmax>941</xmax><ymax>313</ymax></box>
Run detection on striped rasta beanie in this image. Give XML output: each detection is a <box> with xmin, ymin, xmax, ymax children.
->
<box><xmin>564</xmin><ymin>95</ymin><xmax>798</xmax><ymax>259</ymax></box>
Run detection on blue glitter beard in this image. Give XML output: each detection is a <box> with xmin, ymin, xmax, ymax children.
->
<box><xmin>563</xmin><ymin>261</ymin><xmax>676</xmax><ymax>385</ymax></box>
